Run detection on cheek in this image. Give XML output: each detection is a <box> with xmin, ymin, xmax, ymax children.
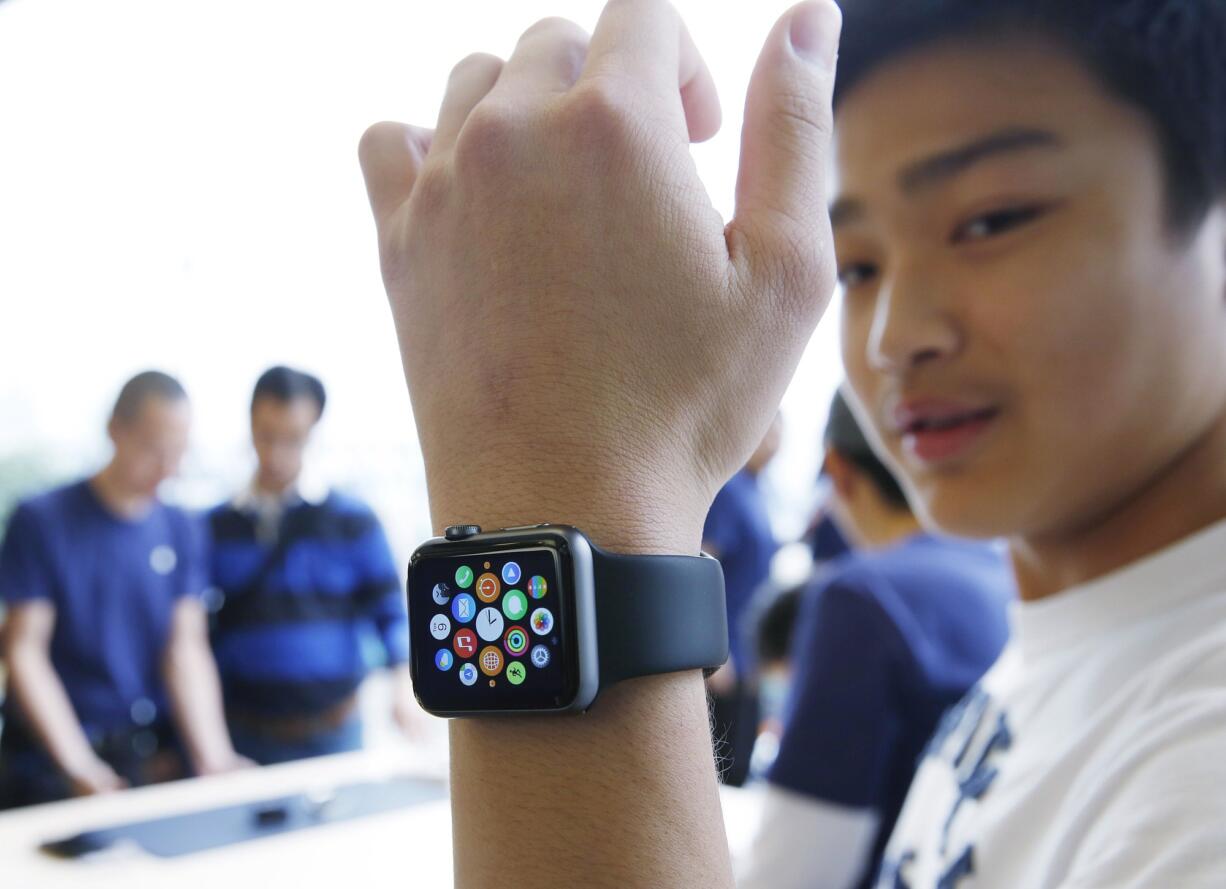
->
<box><xmin>839</xmin><ymin>297</ymin><xmax>877</xmax><ymax>401</ymax></box>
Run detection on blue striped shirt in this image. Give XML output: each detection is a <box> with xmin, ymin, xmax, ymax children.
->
<box><xmin>206</xmin><ymin>491</ymin><xmax>407</xmax><ymax>717</ymax></box>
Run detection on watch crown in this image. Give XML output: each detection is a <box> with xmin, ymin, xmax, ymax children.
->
<box><xmin>444</xmin><ymin>524</ymin><xmax>482</xmax><ymax>541</ymax></box>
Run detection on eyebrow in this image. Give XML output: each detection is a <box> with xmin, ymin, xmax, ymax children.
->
<box><xmin>829</xmin><ymin>127</ymin><xmax>1065</xmax><ymax>229</ymax></box>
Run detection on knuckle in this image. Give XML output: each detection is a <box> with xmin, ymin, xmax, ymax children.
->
<box><xmin>772</xmin><ymin>229</ymin><xmax>836</xmax><ymax>319</ymax></box>
<box><xmin>448</xmin><ymin>52</ymin><xmax>502</xmax><ymax>85</ymax></box>
<box><xmin>520</xmin><ymin>16</ymin><xmax>587</xmax><ymax>45</ymax></box>
<box><xmin>560</xmin><ymin>80</ymin><xmax>633</xmax><ymax>147</ymax></box>
<box><xmin>452</xmin><ymin>103</ymin><xmax>518</xmax><ymax>176</ymax></box>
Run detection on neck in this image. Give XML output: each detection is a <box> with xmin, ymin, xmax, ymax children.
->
<box><xmin>91</xmin><ymin>463</ymin><xmax>155</xmax><ymax>519</ymax></box>
<box><xmin>856</xmin><ymin>504</ymin><xmax>923</xmax><ymax>551</ymax></box>
<box><xmin>1011</xmin><ymin>409</ymin><xmax>1226</xmax><ymax>601</ymax></box>
<box><xmin>254</xmin><ymin>471</ymin><xmax>297</xmax><ymax>498</ymax></box>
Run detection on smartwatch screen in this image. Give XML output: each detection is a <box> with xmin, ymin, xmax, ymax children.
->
<box><xmin>408</xmin><ymin>544</ymin><xmax>578</xmax><ymax>712</ymax></box>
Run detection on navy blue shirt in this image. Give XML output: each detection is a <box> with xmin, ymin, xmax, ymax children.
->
<box><xmin>768</xmin><ymin>534</ymin><xmax>1013</xmax><ymax>889</ymax></box>
<box><xmin>207</xmin><ymin>492</ymin><xmax>407</xmax><ymax>717</ymax></box>
<box><xmin>704</xmin><ymin>469</ymin><xmax>778</xmax><ymax>673</ymax></box>
<box><xmin>0</xmin><ymin>480</ymin><xmax>206</xmax><ymax>736</ymax></box>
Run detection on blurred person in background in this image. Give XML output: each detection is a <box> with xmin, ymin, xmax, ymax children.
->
<box><xmin>0</xmin><ymin>371</ymin><xmax>244</xmax><ymax>808</ymax></box>
<box><xmin>737</xmin><ymin>389</ymin><xmax>1012</xmax><ymax>889</ymax></box>
<box><xmin>206</xmin><ymin>366</ymin><xmax>414</xmax><ymax>765</ymax></box>
<box><xmin>741</xmin><ymin>579</ymin><xmax>805</xmax><ymax>779</ymax></box>
<box><xmin>703</xmin><ymin>412</ymin><xmax>781</xmax><ymax>786</ymax></box>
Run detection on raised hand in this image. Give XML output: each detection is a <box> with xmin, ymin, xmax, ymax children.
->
<box><xmin>360</xmin><ymin>0</ymin><xmax>841</xmax><ymax>557</ymax></box>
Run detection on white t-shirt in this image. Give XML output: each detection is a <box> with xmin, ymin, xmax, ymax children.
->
<box><xmin>877</xmin><ymin>519</ymin><xmax>1226</xmax><ymax>889</ymax></box>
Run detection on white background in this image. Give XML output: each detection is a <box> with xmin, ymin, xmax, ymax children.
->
<box><xmin>0</xmin><ymin>0</ymin><xmax>844</xmax><ymax>557</ymax></box>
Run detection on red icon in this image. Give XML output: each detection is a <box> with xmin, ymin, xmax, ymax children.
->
<box><xmin>453</xmin><ymin>629</ymin><xmax>477</xmax><ymax>658</ymax></box>
<box><xmin>476</xmin><ymin>572</ymin><xmax>501</xmax><ymax>603</ymax></box>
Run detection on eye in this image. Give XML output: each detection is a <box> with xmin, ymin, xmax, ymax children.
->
<box><xmin>837</xmin><ymin>261</ymin><xmax>878</xmax><ymax>289</ymax></box>
<box><xmin>951</xmin><ymin>204</ymin><xmax>1049</xmax><ymax>244</ymax></box>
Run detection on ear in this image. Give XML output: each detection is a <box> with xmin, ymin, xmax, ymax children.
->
<box><xmin>824</xmin><ymin>450</ymin><xmax>856</xmax><ymax>500</ymax></box>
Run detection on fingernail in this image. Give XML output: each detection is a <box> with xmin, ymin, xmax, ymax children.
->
<box><xmin>789</xmin><ymin>0</ymin><xmax>842</xmax><ymax>67</ymax></box>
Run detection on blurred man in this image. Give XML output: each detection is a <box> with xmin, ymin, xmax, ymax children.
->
<box><xmin>207</xmin><ymin>366</ymin><xmax>412</xmax><ymax>764</ymax></box>
<box><xmin>0</xmin><ymin>371</ymin><xmax>243</xmax><ymax>808</ymax></box>
<box><xmin>703</xmin><ymin>413</ymin><xmax>780</xmax><ymax>785</ymax></box>
<box><xmin>737</xmin><ymin>390</ymin><xmax>1012</xmax><ymax>889</ymax></box>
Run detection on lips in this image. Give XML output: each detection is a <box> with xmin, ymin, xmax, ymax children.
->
<box><xmin>891</xmin><ymin>398</ymin><xmax>1001</xmax><ymax>466</ymax></box>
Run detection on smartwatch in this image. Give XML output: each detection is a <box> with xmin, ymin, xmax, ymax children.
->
<box><xmin>406</xmin><ymin>524</ymin><xmax>728</xmax><ymax>716</ymax></box>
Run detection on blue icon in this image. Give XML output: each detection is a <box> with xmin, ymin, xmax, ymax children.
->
<box><xmin>432</xmin><ymin>583</ymin><xmax>451</xmax><ymax>605</ymax></box>
<box><xmin>435</xmin><ymin>649</ymin><xmax>454</xmax><ymax>671</ymax></box>
<box><xmin>451</xmin><ymin>593</ymin><xmax>476</xmax><ymax>623</ymax></box>
<box><xmin>502</xmin><ymin>561</ymin><xmax>522</xmax><ymax>585</ymax></box>
<box><xmin>459</xmin><ymin>663</ymin><xmax>479</xmax><ymax>686</ymax></box>
<box><xmin>530</xmin><ymin>644</ymin><xmax>551</xmax><ymax>669</ymax></box>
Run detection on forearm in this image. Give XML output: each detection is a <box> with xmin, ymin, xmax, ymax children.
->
<box><xmin>163</xmin><ymin>642</ymin><xmax>236</xmax><ymax>773</ymax></box>
<box><xmin>7</xmin><ymin>646</ymin><xmax>98</xmax><ymax>777</ymax></box>
<box><xmin>454</xmin><ymin>672</ymin><xmax>729</xmax><ymax>887</ymax></box>
<box><xmin>437</xmin><ymin>492</ymin><xmax>732</xmax><ymax>889</ymax></box>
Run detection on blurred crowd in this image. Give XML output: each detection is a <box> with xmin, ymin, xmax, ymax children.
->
<box><xmin>0</xmin><ymin>367</ymin><xmax>416</xmax><ymax>808</ymax></box>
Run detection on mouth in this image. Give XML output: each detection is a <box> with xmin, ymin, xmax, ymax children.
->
<box><xmin>892</xmin><ymin>400</ymin><xmax>1001</xmax><ymax>466</ymax></box>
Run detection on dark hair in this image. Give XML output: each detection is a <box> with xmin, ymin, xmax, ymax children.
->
<box><xmin>834</xmin><ymin>0</ymin><xmax>1226</xmax><ymax>231</ymax></box>
<box><xmin>754</xmin><ymin>583</ymin><xmax>804</xmax><ymax>666</ymax></box>
<box><xmin>112</xmin><ymin>370</ymin><xmax>187</xmax><ymax>424</ymax></box>
<box><xmin>824</xmin><ymin>389</ymin><xmax>909</xmax><ymax>509</ymax></box>
<box><xmin>251</xmin><ymin>366</ymin><xmax>327</xmax><ymax>417</ymax></box>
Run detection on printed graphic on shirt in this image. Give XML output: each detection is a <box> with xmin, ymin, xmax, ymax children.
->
<box><xmin>878</xmin><ymin>686</ymin><xmax>1013</xmax><ymax>889</ymax></box>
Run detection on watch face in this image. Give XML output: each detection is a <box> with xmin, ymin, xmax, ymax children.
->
<box><xmin>409</xmin><ymin>544</ymin><xmax>578</xmax><ymax>712</ymax></box>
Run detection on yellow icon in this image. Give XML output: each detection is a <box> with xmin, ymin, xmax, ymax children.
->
<box><xmin>479</xmin><ymin>645</ymin><xmax>504</xmax><ymax>677</ymax></box>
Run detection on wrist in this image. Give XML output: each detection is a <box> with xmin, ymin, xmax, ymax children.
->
<box><xmin>424</xmin><ymin>443</ymin><xmax>711</xmax><ymax>554</ymax></box>
<box><xmin>61</xmin><ymin>752</ymin><xmax>110</xmax><ymax>782</ymax></box>
<box><xmin>426</xmin><ymin>470</ymin><xmax>707</xmax><ymax>556</ymax></box>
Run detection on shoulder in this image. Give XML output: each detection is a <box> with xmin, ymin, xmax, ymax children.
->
<box><xmin>309</xmin><ymin>492</ymin><xmax>382</xmax><ymax>539</ymax></box>
<box><xmin>4</xmin><ymin>481</ymin><xmax>86</xmax><ymax>538</ymax></box>
<box><xmin>20</xmin><ymin>480</ymin><xmax>88</xmax><ymax>520</ymax></box>
<box><xmin>1066</xmin><ymin>691</ymin><xmax>1226</xmax><ymax>885</ymax></box>
<box><xmin>794</xmin><ymin>567</ymin><xmax>899</xmax><ymax>655</ymax></box>
<box><xmin>854</xmin><ymin>536</ymin><xmax>1013</xmax><ymax>612</ymax></box>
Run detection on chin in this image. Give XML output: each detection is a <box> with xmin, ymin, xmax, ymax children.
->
<box><xmin>906</xmin><ymin>481</ymin><xmax>1021</xmax><ymax>541</ymax></box>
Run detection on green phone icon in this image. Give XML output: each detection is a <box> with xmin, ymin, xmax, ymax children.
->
<box><xmin>455</xmin><ymin>565</ymin><xmax>474</xmax><ymax>589</ymax></box>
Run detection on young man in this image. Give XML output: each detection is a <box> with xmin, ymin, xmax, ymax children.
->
<box><xmin>357</xmin><ymin>0</ymin><xmax>1225</xmax><ymax>885</ymax></box>
<box><xmin>738</xmin><ymin>390</ymin><xmax>1012</xmax><ymax>889</ymax></box>
<box><xmin>0</xmin><ymin>372</ymin><xmax>243</xmax><ymax>807</ymax></box>
<box><xmin>207</xmin><ymin>367</ymin><xmax>413</xmax><ymax>764</ymax></box>
<box><xmin>703</xmin><ymin>414</ymin><xmax>780</xmax><ymax>785</ymax></box>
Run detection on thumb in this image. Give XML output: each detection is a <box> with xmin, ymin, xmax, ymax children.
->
<box><xmin>729</xmin><ymin>0</ymin><xmax>840</xmax><ymax>309</ymax></box>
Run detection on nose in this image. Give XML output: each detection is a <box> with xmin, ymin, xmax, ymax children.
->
<box><xmin>867</xmin><ymin>262</ymin><xmax>961</xmax><ymax>374</ymax></box>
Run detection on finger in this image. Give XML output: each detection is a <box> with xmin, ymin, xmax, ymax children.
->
<box><xmin>729</xmin><ymin>1</ymin><xmax>840</xmax><ymax>288</ymax></box>
<box><xmin>432</xmin><ymin>52</ymin><xmax>504</xmax><ymax>154</ymax></box>
<box><xmin>358</xmin><ymin>122</ymin><xmax>433</xmax><ymax>226</ymax></box>
<box><xmin>491</xmin><ymin>17</ymin><xmax>589</xmax><ymax>98</ymax></box>
<box><xmin>580</xmin><ymin>0</ymin><xmax>721</xmax><ymax>143</ymax></box>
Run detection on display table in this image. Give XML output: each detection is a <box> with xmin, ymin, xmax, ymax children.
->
<box><xmin>0</xmin><ymin>744</ymin><xmax>766</xmax><ymax>888</ymax></box>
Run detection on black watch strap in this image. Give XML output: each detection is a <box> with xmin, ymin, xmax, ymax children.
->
<box><xmin>591</xmin><ymin>546</ymin><xmax>728</xmax><ymax>687</ymax></box>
